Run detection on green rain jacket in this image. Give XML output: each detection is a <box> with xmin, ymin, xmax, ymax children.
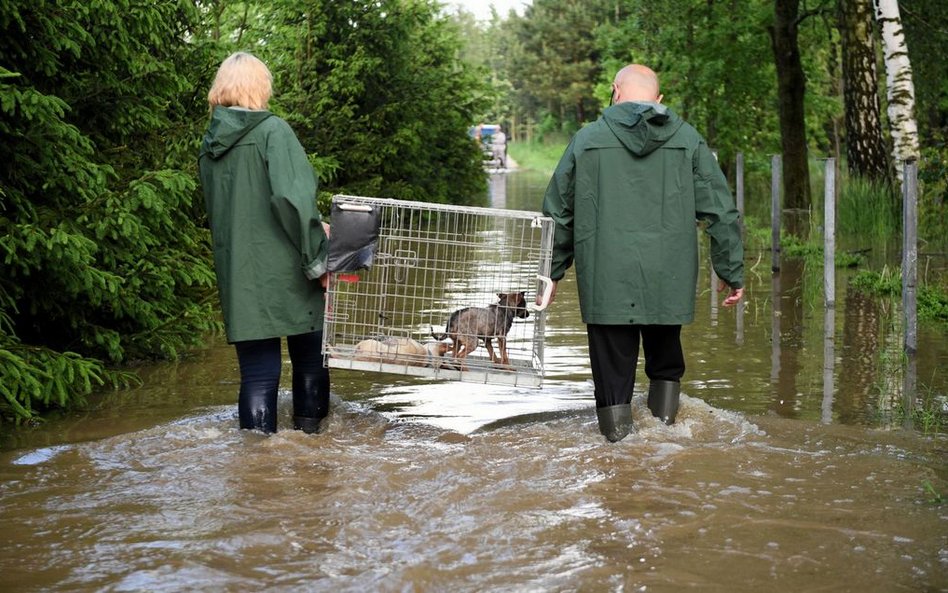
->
<box><xmin>199</xmin><ymin>106</ymin><xmax>328</xmax><ymax>343</ymax></box>
<box><xmin>542</xmin><ymin>101</ymin><xmax>744</xmax><ymax>325</ymax></box>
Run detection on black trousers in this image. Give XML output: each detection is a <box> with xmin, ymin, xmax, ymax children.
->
<box><xmin>234</xmin><ymin>331</ymin><xmax>326</xmax><ymax>395</ymax></box>
<box><xmin>586</xmin><ymin>324</ymin><xmax>685</xmax><ymax>408</ymax></box>
<box><xmin>234</xmin><ymin>331</ymin><xmax>330</xmax><ymax>429</ymax></box>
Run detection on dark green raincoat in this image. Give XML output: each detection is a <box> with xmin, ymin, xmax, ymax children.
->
<box><xmin>542</xmin><ymin>101</ymin><xmax>743</xmax><ymax>326</ymax></box>
<box><xmin>199</xmin><ymin>106</ymin><xmax>328</xmax><ymax>343</ymax></box>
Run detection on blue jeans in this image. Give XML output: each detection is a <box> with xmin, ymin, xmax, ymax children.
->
<box><xmin>233</xmin><ymin>331</ymin><xmax>330</xmax><ymax>433</ymax></box>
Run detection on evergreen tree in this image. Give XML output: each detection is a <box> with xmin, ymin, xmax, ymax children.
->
<box><xmin>507</xmin><ymin>0</ymin><xmax>614</xmax><ymax>134</ymax></box>
<box><xmin>0</xmin><ymin>0</ymin><xmax>220</xmax><ymax>422</ymax></box>
<box><xmin>225</xmin><ymin>0</ymin><xmax>490</xmax><ymax>205</ymax></box>
<box><xmin>596</xmin><ymin>1</ymin><xmax>782</xmax><ymax>172</ymax></box>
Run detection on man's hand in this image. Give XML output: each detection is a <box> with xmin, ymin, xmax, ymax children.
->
<box><xmin>536</xmin><ymin>280</ymin><xmax>558</xmax><ymax>307</ymax></box>
<box><xmin>717</xmin><ymin>279</ymin><xmax>744</xmax><ymax>307</ymax></box>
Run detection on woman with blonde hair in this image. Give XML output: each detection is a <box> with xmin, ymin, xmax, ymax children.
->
<box><xmin>199</xmin><ymin>52</ymin><xmax>331</xmax><ymax>434</ymax></box>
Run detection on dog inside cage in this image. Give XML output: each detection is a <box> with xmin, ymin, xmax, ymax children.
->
<box><xmin>323</xmin><ymin>195</ymin><xmax>555</xmax><ymax>388</ymax></box>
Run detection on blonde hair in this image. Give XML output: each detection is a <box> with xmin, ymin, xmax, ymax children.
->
<box><xmin>207</xmin><ymin>52</ymin><xmax>272</xmax><ymax>111</ymax></box>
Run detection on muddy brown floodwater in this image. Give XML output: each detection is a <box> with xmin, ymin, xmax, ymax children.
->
<box><xmin>1</xmin><ymin>171</ymin><xmax>946</xmax><ymax>592</ymax></box>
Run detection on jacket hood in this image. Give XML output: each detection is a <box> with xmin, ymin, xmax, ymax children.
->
<box><xmin>200</xmin><ymin>106</ymin><xmax>273</xmax><ymax>159</ymax></box>
<box><xmin>602</xmin><ymin>101</ymin><xmax>683</xmax><ymax>156</ymax></box>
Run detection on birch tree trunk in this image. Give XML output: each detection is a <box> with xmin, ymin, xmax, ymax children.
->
<box><xmin>839</xmin><ymin>0</ymin><xmax>889</xmax><ymax>182</ymax></box>
<box><xmin>874</xmin><ymin>0</ymin><xmax>920</xmax><ymax>183</ymax></box>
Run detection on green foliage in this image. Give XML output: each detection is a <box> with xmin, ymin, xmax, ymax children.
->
<box><xmin>506</xmin><ymin>0</ymin><xmax>613</xmax><ymax>129</ymax></box>
<box><xmin>875</xmin><ymin>373</ymin><xmax>947</xmax><ymax>436</ymax></box>
<box><xmin>221</xmin><ymin>0</ymin><xmax>489</xmax><ymax>205</ymax></box>
<box><xmin>0</xmin><ymin>0</ymin><xmax>221</xmax><ymax>423</ymax></box>
<box><xmin>742</xmin><ymin>215</ymin><xmax>771</xmax><ymax>252</ymax></box>
<box><xmin>447</xmin><ymin>7</ymin><xmax>511</xmax><ymax>125</ymax></box>
<box><xmin>0</xmin><ymin>344</ymin><xmax>140</xmax><ymax>424</ymax></box>
<box><xmin>919</xmin><ymin>285</ymin><xmax>948</xmax><ymax>326</ymax></box>
<box><xmin>922</xmin><ymin>480</ymin><xmax>945</xmax><ymax>504</ymax></box>
<box><xmin>849</xmin><ymin>267</ymin><xmax>901</xmax><ymax>296</ymax></box>
<box><xmin>918</xmin><ymin>145</ymin><xmax>948</xmax><ymax>248</ymax></box>
<box><xmin>880</xmin><ymin>374</ymin><xmax>947</xmax><ymax>437</ymax></box>
<box><xmin>837</xmin><ymin>174</ymin><xmax>900</xmax><ymax>242</ymax></box>
<box><xmin>902</xmin><ymin>0</ymin><xmax>948</xmax><ymax>146</ymax></box>
<box><xmin>1</xmin><ymin>0</ymin><xmax>503</xmax><ymax>425</ymax></box>
<box><xmin>503</xmin><ymin>0</ymin><xmax>792</xmax><ymax>168</ymax></box>
<box><xmin>850</xmin><ymin>268</ymin><xmax>948</xmax><ymax>326</ymax></box>
<box><xmin>779</xmin><ymin>234</ymin><xmax>866</xmax><ymax>268</ymax></box>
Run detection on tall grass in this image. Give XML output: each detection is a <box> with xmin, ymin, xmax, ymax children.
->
<box><xmin>507</xmin><ymin>140</ymin><xmax>568</xmax><ymax>175</ymax></box>
<box><xmin>837</xmin><ymin>175</ymin><xmax>900</xmax><ymax>242</ymax></box>
<box><xmin>741</xmin><ymin>158</ymin><xmax>899</xmax><ymax>245</ymax></box>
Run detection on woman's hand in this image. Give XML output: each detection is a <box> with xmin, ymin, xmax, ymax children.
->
<box><xmin>319</xmin><ymin>222</ymin><xmax>331</xmax><ymax>289</ymax></box>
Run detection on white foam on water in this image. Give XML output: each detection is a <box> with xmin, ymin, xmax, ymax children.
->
<box><xmin>11</xmin><ymin>444</ymin><xmax>71</xmax><ymax>466</ymax></box>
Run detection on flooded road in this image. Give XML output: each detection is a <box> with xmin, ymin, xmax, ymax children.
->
<box><xmin>1</xmin><ymin>171</ymin><xmax>946</xmax><ymax>592</ymax></box>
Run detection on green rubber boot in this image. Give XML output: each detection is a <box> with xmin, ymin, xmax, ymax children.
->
<box><xmin>647</xmin><ymin>380</ymin><xmax>681</xmax><ymax>425</ymax></box>
<box><xmin>596</xmin><ymin>404</ymin><xmax>633</xmax><ymax>443</ymax></box>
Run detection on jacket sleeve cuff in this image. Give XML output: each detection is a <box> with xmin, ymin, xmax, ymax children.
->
<box><xmin>303</xmin><ymin>255</ymin><xmax>328</xmax><ymax>280</ymax></box>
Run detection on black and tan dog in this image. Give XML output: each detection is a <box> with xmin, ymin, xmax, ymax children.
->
<box><xmin>433</xmin><ymin>291</ymin><xmax>530</xmax><ymax>369</ymax></box>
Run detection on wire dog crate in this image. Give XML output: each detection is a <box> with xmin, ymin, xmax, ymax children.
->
<box><xmin>322</xmin><ymin>194</ymin><xmax>555</xmax><ymax>387</ymax></box>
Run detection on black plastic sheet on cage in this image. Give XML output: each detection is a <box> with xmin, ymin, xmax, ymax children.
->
<box><xmin>322</xmin><ymin>194</ymin><xmax>555</xmax><ymax>387</ymax></box>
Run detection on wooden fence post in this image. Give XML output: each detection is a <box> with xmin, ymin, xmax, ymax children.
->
<box><xmin>822</xmin><ymin>306</ymin><xmax>835</xmax><ymax>424</ymax></box>
<box><xmin>735</xmin><ymin>152</ymin><xmax>745</xmax><ymax>344</ymax></box>
<box><xmin>824</xmin><ymin>158</ymin><xmax>836</xmax><ymax>307</ymax></box>
<box><xmin>771</xmin><ymin>155</ymin><xmax>781</xmax><ymax>272</ymax></box>
<box><xmin>710</xmin><ymin>149</ymin><xmax>720</xmax><ymax>319</ymax></box>
<box><xmin>902</xmin><ymin>159</ymin><xmax>918</xmax><ymax>354</ymax></box>
<box><xmin>771</xmin><ymin>273</ymin><xmax>781</xmax><ymax>384</ymax></box>
<box><xmin>736</xmin><ymin>152</ymin><xmax>745</xmax><ymax>217</ymax></box>
<box><xmin>822</xmin><ymin>158</ymin><xmax>836</xmax><ymax>423</ymax></box>
<box><xmin>902</xmin><ymin>159</ymin><xmax>918</xmax><ymax>426</ymax></box>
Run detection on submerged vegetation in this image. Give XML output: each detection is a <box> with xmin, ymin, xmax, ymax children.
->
<box><xmin>850</xmin><ymin>268</ymin><xmax>948</xmax><ymax>327</ymax></box>
<box><xmin>871</xmin><ymin>344</ymin><xmax>947</xmax><ymax>436</ymax></box>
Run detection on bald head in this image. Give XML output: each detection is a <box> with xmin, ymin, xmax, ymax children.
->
<box><xmin>612</xmin><ymin>64</ymin><xmax>662</xmax><ymax>104</ymax></box>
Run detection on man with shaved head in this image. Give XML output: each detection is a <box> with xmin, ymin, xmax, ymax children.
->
<box><xmin>612</xmin><ymin>64</ymin><xmax>663</xmax><ymax>102</ymax></box>
<box><xmin>541</xmin><ymin>64</ymin><xmax>744</xmax><ymax>442</ymax></box>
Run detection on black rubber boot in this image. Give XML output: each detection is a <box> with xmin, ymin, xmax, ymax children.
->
<box><xmin>647</xmin><ymin>380</ymin><xmax>681</xmax><ymax>425</ymax></box>
<box><xmin>292</xmin><ymin>369</ymin><xmax>330</xmax><ymax>434</ymax></box>
<box><xmin>293</xmin><ymin>416</ymin><xmax>322</xmax><ymax>434</ymax></box>
<box><xmin>596</xmin><ymin>404</ymin><xmax>633</xmax><ymax>443</ymax></box>
<box><xmin>238</xmin><ymin>384</ymin><xmax>278</xmax><ymax>434</ymax></box>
